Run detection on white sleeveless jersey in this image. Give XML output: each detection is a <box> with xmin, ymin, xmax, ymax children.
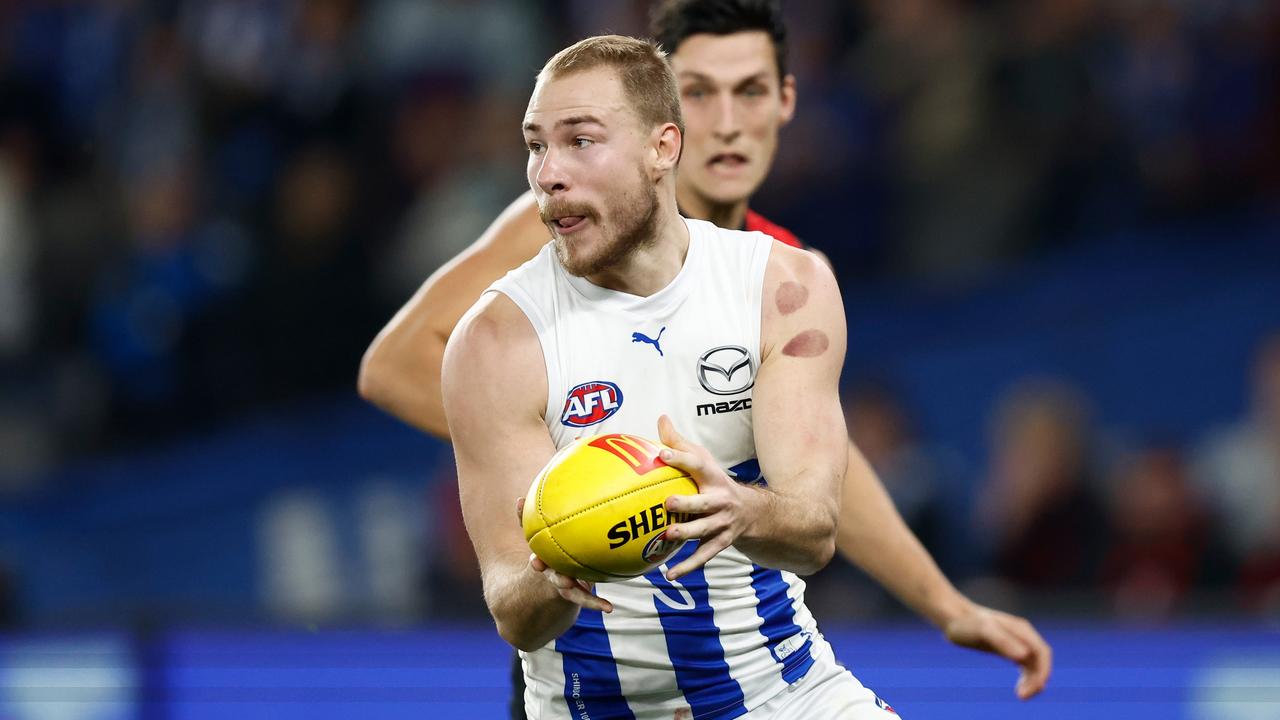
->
<box><xmin>487</xmin><ymin>217</ymin><xmax>833</xmax><ymax>720</ymax></box>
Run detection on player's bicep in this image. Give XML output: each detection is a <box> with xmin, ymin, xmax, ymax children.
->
<box><xmin>752</xmin><ymin>248</ymin><xmax>848</xmax><ymax>496</ymax></box>
<box><xmin>442</xmin><ymin>294</ymin><xmax>555</xmax><ymax>567</ymax></box>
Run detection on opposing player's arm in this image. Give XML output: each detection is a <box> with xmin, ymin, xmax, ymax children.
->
<box><xmin>837</xmin><ymin>446</ymin><xmax>970</xmax><ymax>627</ymax></box>
<box><xmin>837</xmin><ymin>446</ymin><xmax>1053</xmax><ymax>699</ymax></box>
<box><xmin>442</xmin><ymin>292</ymin><xmax>597</xmax><ymax>651</ymax></box>
<box><xmin>659</xmin><ymin>244</ymin><xmax>846</xmax><ymax>578</ymax></box>
<box><xmin>359</xmin><ymin>191</ymin><xmax>550</xmax><ymax>439</ymax></box>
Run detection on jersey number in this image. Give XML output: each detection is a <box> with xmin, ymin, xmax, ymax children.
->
<box><xmin>649</xmin><ymin>563</ymin><xmax>695</xmax><ymax>611</ymax></box>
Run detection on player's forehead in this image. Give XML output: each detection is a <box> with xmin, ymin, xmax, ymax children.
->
<box><xmin>523</xmin><ymin>66</ymin><xmax>633</xmax><ymax>133</ymax></box>
<box><xmin>669</xmin><ymin>31</ymin><xmax>778</xmax><ymax>85</ymax></box>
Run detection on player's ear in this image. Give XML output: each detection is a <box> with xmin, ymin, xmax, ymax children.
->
<box><xmin>652</xmin><ymin>122</ymin><xmax>682</xmax><ymax>176</ymax></box>
<box><xmin>779</xmin><ymin>74</ymin><xmax>797</xmax><ymax>126</ymax></box>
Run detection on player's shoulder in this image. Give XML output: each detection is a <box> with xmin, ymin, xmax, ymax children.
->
<box><xmin>765</xmin><ymin>235</ymin><xmax>831</xmax><ymax>287</ymax></box>
<box><xmin>760</xmin><ymin>233</ymin><xmax>840</xmax><ymax>334</ymax></box>
<box><xmin>444</xmin><ymin>288</ymin><xmax>546</xmax><ymax>409</ymax></box>
<box><xmin>443</xmin><ymin>289</ymin><xmax>547</xmax><ymax>424</ymax></box>
<box><xmin>759</xmin><ymin>234</ymin><xmax>844</xmax><ymax>360</ymax></box>
<box><xmin>448</xmin><ymin>290</ymin><xmax>538</xmax><ymax>367</ymax></box>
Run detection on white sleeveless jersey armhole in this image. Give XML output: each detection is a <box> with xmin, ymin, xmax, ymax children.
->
<box><xmin>482</xmin><ymin>251</ymin><xmax>564</xmax><ymax>425</ymax></box>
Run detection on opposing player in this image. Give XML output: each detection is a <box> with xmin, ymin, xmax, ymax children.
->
<box><xmin>447</xmin><ymin>34</ymin><xmax>878</xmax><ymax>716</ymax></box>
<box><xmin>361</xmin><ymin>0</ymin><xmax>1051</xmax><ymax>709</ymax></box>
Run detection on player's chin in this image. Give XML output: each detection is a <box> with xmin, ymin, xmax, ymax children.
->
<box><xmin>692</xmin><ymin>175</ymin><xmax>757</xmax><ymax>207</ymax></box>
<box><xmin>554</xmin><ymin>237</ymin><xmax>606</xmax><ymax>277</ymax></box>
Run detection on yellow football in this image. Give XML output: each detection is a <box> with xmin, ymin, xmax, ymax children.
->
<box><xmin>522</xmin><ymin>433</ymin><xmax>699</xmax><ymax>582</ymax></box>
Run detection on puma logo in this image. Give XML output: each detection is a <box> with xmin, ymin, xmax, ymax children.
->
<box><xmin>631</xmin><ymin>327</ymin><xmax>666</xmax><ymax>357</ymax></box>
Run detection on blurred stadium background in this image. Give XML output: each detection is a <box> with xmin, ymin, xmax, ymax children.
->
<box><xmin>0</xmin><ymin>0</ymin><xmax>1278</xmax><ymax>718</ymax></box>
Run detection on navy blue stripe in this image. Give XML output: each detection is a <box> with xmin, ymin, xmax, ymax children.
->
<box><xmin>645</xmin><ymin>542</ymin><xmax>747</xmax><ymax>719</ymax></box>
<box><xmin>780</xmin><ymin>638</ymin><xmax>814</xmax><ymax>684</ymax></box>
<box><xmin>749</xmin><ymin>564</ymin><xmax>815</xmax><ymax>684</ymax></box>
<box><xmin>726</xmin><ymin>458</ymin><xmax>764</xmax><ymax>486</ymax></box>
<box><xmin>555</xmin><ymin>607</ymin><xmax>636</xmax><ymax>719</ymax></box>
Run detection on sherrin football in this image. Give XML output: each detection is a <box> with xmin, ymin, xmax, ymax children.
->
<box><xmin>522</xmin><ymin>433</ymin><xmax>699</xmax><ymax>582</ymax></box>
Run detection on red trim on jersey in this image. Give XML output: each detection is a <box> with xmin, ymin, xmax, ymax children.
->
<box><xmin>745</xmin><ymin>209</ymin><xmax>803</xmax><ymax>249</ymax></box>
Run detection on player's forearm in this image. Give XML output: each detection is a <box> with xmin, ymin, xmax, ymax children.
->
<box><xmin>735</xmin><ymin>481</ymin><xmax>838</xmax><ymax>575</ymax></box>
<box><xmin>358</xmin><ymin>327</ymin><xmax>451</xmax><ymax>439</ymax></box>
<box><xmin>836</xmin><ymin>445</ymin><xmax>970</xmax><ymax>628</ymax></box>
<box><xmin>484</xmin><ymin>554</ymin><xmax>583</xmax><ymax>651</ymax></box>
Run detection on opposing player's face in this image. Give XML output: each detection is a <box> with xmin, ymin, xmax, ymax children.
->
<box><xmin>670</xmin><ymin>31</ymin><xmax>795</xmax><ymax>209</ymax></box>
<box><xmin>523</xmin><ymin>67</ymin><xmax>659</xmax><ymax>277</ymax></box>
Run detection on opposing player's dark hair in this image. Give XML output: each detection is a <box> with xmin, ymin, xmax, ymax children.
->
<box><xmin>650</xmin><ymin>0</ymin><xmax>788</xmax><ymax>80</ymax></box>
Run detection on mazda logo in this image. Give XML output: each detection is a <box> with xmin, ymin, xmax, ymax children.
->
<box><xmin>697</xmin><ymin>345</ymin><xmax>755</xmax><ymax>396</ymax></box>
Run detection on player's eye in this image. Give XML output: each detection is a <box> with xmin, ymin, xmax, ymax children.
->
<box><xmin>741</xmin><ymin>84</ymin><xmax>767</xmax><ymax>97</ymax></box>
<box><xmin>573</xmin><ymin>137</ymin><xmax>593</xmax><ymax>149</ymax></box>
<box><xmin>683</xmin><ymin>87</ymin><xmax>709</xmax><ymax>100</ymax></box>
<box><xmin>527</xmin><ymin>141</ymin><xmax>544</xmax><ymax>154</ymax></box>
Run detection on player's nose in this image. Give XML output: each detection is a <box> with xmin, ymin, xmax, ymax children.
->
<box><xmin>712</xmin><ymin>94</ymin><xmax>741</xmax><ymax>142</ymax></box>
<box><xmin>532</xmin><ymin>149</ymin><xmax>570</xmax><ymax>194</ymax></box>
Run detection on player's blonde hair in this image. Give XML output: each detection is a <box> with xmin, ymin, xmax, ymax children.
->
<box><xmin>538</xmin><ymin>35</ymin><xmax>685</xmax><ymax>138</ymax></box>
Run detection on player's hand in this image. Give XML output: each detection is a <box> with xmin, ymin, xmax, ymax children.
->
<box><xmin>516</xmin><ymin>496</ymin><xmax>613</xmax><ymax>614</ymax></box>
<box><xmin>656</xmin><ymin>414</ymin><xmax>759</xmax><ymax>581</ymax></box>
<box><xmin>943</xmin><ymin>602</ymin><xmax>1052</xmax><ymax>700</ymax></box>
<box><xmin>529</xmin><ymin>554</ymin><xmax>614</xmax><ymax>613</ymax></box>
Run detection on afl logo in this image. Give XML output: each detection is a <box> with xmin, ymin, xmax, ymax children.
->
<box><xmin>560</xmin><ymin>381</ymin><xmax>623</xmax><ymax>428</ymax></box>
<box><xmin>641</xmin><ymin>533</ymin><xmax>682</xmax><ymax>564</ymax></box>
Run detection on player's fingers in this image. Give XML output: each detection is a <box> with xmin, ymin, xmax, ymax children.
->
<box><xmin>1016</xmin><ymin>671</ymin><xmax>1044</xmax><ymax>701</ymax></box>
<box><xmin>516</xmin><ymin>496</ymin><xmax>526</xmax><ymax>524</ymax></box>
<box><xmin>656</xmin><ymin>418</ymin><xmax>723</xmax><ymax>488</ymax></box>
<box><xmin>548</xmin><ymin>569</ymin><xmax>600</xmax><ymax>601</ymax></box>
<box><xmin>983</xmin><ymin>620</ymin><xmax>1033</xmax><ymax>665</ymax></box>
<box><xmin>557</xmin><ymin>583</ymin><xmax>613</xmax><ymax>613</ymax></box>
<box><xmin>657</xmin><ymin>414</ymin><xmax>691</xmax><ymax>451</ymax></box>
<box><xmin>1016</xmin><ymin>651</ymin><xmax>1050</xmax><ymax>701</ymax></box>
<box><xmin>553</xmin><ymin>575</ymin><xmax>609</xmax><ymax>612</ymax></box>
<box><xmin>665</xmin><ymin>534</ymin><xmax>730</xmax><ymax>580</ymax></box>
<box><xmin>1004</xmin><ymin>617</ymin><xmax>1052</xmax><ymax>699</ymax></box>
<box><xmin>664</xmin><ymin>491</ymin><xmax>720</xmax><ymax>517</ymax></box>
<box><xmin>976</xmin><ymin>621</ymin><xmax>1045</xmax><ymax>700</ymax></box>
<box><xmin>1002</xmin><ymin>615</ymin><xmax>1048</xmax><ymax>663</ymax></box>
<box><xmin>529</xmin><ymin>556</ymin><xmax>613</xmax><ymax>613</ymax></box>
<box><xmin>576</xmin><ymin>579</ymin><xmax>611</xmax><ymax>613</ymax></box>
<box><xmin>659</xmin><ymin>444</ymin><xmax>710</xmax><ymax>482</ymax></box>
<box><xmin>662</xmin><ymin>514</ymin><xmax>719</xmax><ymax>542</ymax></box>
<box><xmin>666</xmin><ymin>542</ymin><xmax>723</xmax><ymax>580</ymax></box>
<box><xmin>545</xmin><ymin>568</ymin><xmax>578</xmax><ymax>590</ymax></box>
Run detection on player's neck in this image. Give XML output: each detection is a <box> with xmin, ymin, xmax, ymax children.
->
<box><xmin>677</xmin><ymin>191</ymin><xmax>750</xmax><ymax>232</ymax></box>
<box><xmin>584</xmin><ymin>202</ymin><xmax>690</xmax><ymax>298</ymax></box>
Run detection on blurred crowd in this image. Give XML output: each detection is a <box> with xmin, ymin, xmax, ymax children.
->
<box><xmin>808</xmin><ymin>335</ymin><xmax>1280</xmax><ymax>622</ymax></box>
<box><xmin>0</xmin><ymin>0</ymin><xmax>1278</xmax><ymax>626</ymax></box>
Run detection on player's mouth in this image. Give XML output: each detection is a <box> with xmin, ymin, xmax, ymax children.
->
<box><xmin>707</xmin><ymin>153</ymin><xmax>749</xmax><ymax>174</ymax></box>
<box><xmin>553</xmin><ymin>215</ymin><xmax>589</xmax><ymax>234</ymax></box>
<box><xmin>541</xmin><ymin>201</ymin><xmax>595</xmax><ymax>235</ymax></box>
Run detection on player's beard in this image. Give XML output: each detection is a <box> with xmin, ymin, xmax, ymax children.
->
<box><xmin>547</xmin><ymin>168</ymin><xmax>659</xmax><ymax>278</ymax></box>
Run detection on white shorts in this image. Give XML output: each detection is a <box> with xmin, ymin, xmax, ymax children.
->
<box><xmin>525</xmin><ymin>637</ymin><xmax>899</xmax><ymax>719</ymax></box>
<box><xmin>742</xmin><ymin>640</ymin><xmax>900</xmax><ymax>719</ymax></box>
